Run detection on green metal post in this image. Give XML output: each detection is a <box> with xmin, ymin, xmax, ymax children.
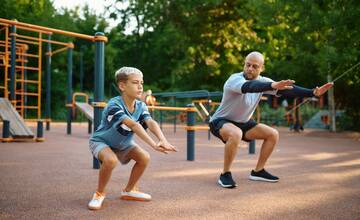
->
<box><xmin>36</xmin><ymin>120</ymin><xmax>44</xmax><ymax>142</ymax></box>
<box><xmin>160</xmin><ymin>110</ymin><xmax>163</xmax><ymax>130</ymax></box>
<box><xmin>173</xmin><ymin>98</ymin><xmax>176</xmax><ymax>133</ymax></box>
<box><xmin>327</xmin><ymin>75</ymin><xmax>336</xmax><ymax>132</ymax></box>
<box><xmin>2</xmin><ymin>120</ymin><xmax>10</xmax><ymax>140</ymax></box>
<box><xmin>93</xmin><ymin>32</ymin><xmax>105</xmax><ymax>169</ymax></box>
<box><xmin>187</xmin><ymin>104</ymin><xmax>195</xmax><ymax>161</ymax></box>
<box><xmin>249</xmin><ymin>140</ymin><xmax>255</xmax><ymax>154</ymax></box>
<box><xmin>79</xmin><ymin>45</ymin><xmax>84</xmax><ymax>91</ymax></box>
<box><xmin>88</xmin><ymin>97</ymin><xmax>93</xmax><ymax>134</ymax></box>
<box><xmin>66</xmin><ymin>47</ymin><xmax>73</xmax><ymax>135</ymax></box>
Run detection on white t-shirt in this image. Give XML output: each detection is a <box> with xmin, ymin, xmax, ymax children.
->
<box><xmin>210</xmin><ymin>72</ymin><xmax>276</xmax><ymax>123</ymax></box>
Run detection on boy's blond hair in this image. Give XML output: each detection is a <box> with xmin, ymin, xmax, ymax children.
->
<box><xmin>115</xmin><ymin>67</ymin><xmax>143</xmax><ymax>83</ymax></box>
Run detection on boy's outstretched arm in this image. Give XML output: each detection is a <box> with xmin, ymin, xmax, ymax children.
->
<box><xmin>145</xmin><ymin>119</ymin><xmax>178</xmax><ymax>152</ymax></box>
<box><xmin>122</xmin><ymin>118</ymin><xmax>170</xmax><ymax>154</ymax></box>
<box><xmin>122</xmin><ymin>118</ymin><xmax>156</xmax><ymax>147</ymax></box>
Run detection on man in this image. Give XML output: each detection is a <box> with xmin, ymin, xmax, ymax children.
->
<box><xmin>209</xmin><ymin>51</ymin><xmax>333</xmax><ymax>188</ymax></box>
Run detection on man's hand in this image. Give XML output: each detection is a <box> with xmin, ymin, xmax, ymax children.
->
<box><xmin>313</xmin><ymin>82</ymin><xmax>333</xmax><ymax>97</ymax></box>
<box><xmin>153</xmin><ymin>140</ymin><xmax>178</xmax><ymax>154</ymax></box>
<box><xmin>271</xmin><ymin>80</ymin><xmax>295</xmax><ymax>90</ymax></box>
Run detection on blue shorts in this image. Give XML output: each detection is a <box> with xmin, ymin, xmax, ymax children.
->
<box><xmin>209</xmin><ymin>118</ymin><xmax>257</xmax><ymax>143</ymax></box>
<box><xmin>89</xmin><ymin>141</ymin><xmax>137</xmax><ymax>164</ymax></box>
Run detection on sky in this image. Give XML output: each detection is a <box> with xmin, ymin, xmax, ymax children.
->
<box><xmin>52</xmin><ymin>0</ymin><xmax>108</xmax><ymax>15</ymax></box>
<box><xmin>52</xmin><ymin>0</ymin><xmax>133</xmax><ymax>33</ymax></box>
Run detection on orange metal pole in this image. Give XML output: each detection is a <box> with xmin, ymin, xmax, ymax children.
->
<box><xmin>14</xmin><ymin>65</ymin><xmax>39</xmax><ymax>71</ymax></box>
<box><xmin>42</xmin><ymin>38</ymin><xmax>73</xmax><ymax>47</ymax></box>
<box><xmin>0</xmin><ymin>19</ymin><xmax>104</xmax><ymax>42</ymax></box>
<box><xmin>147</xmin><ymin>106</ymin><xmax>196</xmax><ymax>112</ymax></box>
<box><xmin>0</xmin><ymin>41</ymin><xmax>28</xmax><ymax>48</ymax></box>
<box><xmin>0</xmin><ymin>22</ymin><xmax>52</xmax><ymax>34</ymax></box>
<box><xmin>19</xmin><ymin>53</ymin><xmax>39</xmax><ymax>58</ymax></box>
<box><xmin>16</xmin><ymin>79</ymin><xmax>38</xmax><ymax>84</ymax></box>
<box><xmin>15</xmin><ymin>34</ymin><xmax>73</xmax><ymax>47</ymax></box>
<box><xmin>37</xmin><ymin>32</ymin><xmax>42</xmax><ymax>119</ymax></box>
<box><xmin>20</xmin><ymin>46</ymin><xmax>25</xmax><ymax>116</ymax></box>
<box><xmin>15</xmin><ymin>91</ymin><xmax>38</xmax><ymax>96</ymax></box>
<box><xmin>49</xmin><ymin>46</ymin><xmax>70</xmax><ymax>56</ymax></box>
<box><xmin>16</xmin><ymin>38</ymin><xmax>39</xmax><ymax>45</ymax></box>
<box><xmin>4</xmin><ymin>25</ymin><xmax>8</xmax><ymax>98</ymax></box>
<box><xmin>184</xmin><ymin>125</ymin><xmax>210</xmax><ymax>131</ymax></box>
<box><xmin>23</xmin><ymin>106</ymin><xmax>38</xmax><ymax>109</ymax></box>
<box><xmin>13</xmin><ymin>33</ymin><xmax>39</xmax><ymax>41</ymax></box>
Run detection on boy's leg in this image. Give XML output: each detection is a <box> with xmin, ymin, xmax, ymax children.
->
<box><xmin>244</xmin><ymin>123</ymin><xmax>279</xmax><ymax>171</ymax></box>
<box><xmin>123</xmin><ymin>146</ymin><xmax>150</xmax><ymax>192</ymax></box>
<box><xmin>88</xmin><ymin>146</ymin><xmax>118</xmax><ymax>210</ymax></box>
<box><xmin>97</xmin><ymin>147</ymin><xmax>119</xmax><ymax>193</ymax></box>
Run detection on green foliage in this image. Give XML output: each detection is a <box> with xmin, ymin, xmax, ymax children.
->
<box><xmin>2</xmin><ymin>0</ymin><xmax>359</xmax><ymax>130</ymax></box>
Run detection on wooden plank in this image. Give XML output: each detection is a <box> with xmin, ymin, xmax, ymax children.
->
<box><xmin>75</xmin><ymin>102</ymin><xmax>93</xmax><ymax>122</ymax></box>
<box><xmin>0</xmin><ymin>98</ymin><xmax>34</xmax><ymax>138</ymax></box>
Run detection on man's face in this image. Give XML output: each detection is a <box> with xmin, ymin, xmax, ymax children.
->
<box><xmin>243</xmin><ymin>56</ymin><xmax>264</xmax><ymax>80</ymax></box>
<box><xmin>119</xmin><ymin>74</ymin><xmax>144</xmax><ymax>99</ymax></box>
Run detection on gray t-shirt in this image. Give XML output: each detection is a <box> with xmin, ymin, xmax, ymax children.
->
<box><xmin>210</xmin><ymin>72</ymin><xmax>277</xmax><ymax>123</ymax></box>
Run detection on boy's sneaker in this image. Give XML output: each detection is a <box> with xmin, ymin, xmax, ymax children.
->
<box><xmin>218</xmin><ymin>172</ymin><xmax>237</xmax><ymax>188</ymax></box>
<box><xmin>120</xmin><ymin>190</ymin><xmax>152</xmax><ymax>201</ymax></box>
<box><xmin>88</xmin><ymin>191</ymin><xmax>105</xmax><ymax>210</ymax></box>
<box><xmin>249</xmin><ymin>169</ymin><xmax>279</xmax><ymax>182</ymax></box>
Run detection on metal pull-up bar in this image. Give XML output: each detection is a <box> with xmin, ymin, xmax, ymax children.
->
<box><xmin>0</xmin><ymin>18</ymin><xmax>107</xmax><ymax>42</ymax></box>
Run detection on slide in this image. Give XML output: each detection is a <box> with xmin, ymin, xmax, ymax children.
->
<box><xmin>75</xmin><ymin>102</ymin><xmax>93</xmax><ymax>122</ymax></box>
<box><xmin>0</xmin><ymin>98</ymin><xmax>34</xmax><ymax>138</ymax></box>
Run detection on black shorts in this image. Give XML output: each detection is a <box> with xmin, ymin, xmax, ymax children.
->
<box><xmin>209</xmin><ymin>118</ymin><xmax>257</xmax><ymax>143</ymax></box>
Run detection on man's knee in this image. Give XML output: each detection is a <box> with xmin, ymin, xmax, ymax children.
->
<box><xmin>268</xmin><ymin>129</ymin><xmax>279</xmax><ymax>142</ymax></box>
<box><xmin>226</xmin><ymin>130</ymin><xmax>243</xmax><ymax>146</ymax></box>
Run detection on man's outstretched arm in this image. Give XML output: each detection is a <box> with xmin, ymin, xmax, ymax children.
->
<box><xmin>277</xmin><ymin>82</ymin><xmax>333</xmax><ymax>98</ymax></box>
<box><xmin>241</xmin><ymin>79</ymin><xmax>295</xmax><ymax>93</ymax></box>
<box><xmin>277</xmin><ymin>85</ymin><xmax>314</xmax><ymax>98</ymax></box>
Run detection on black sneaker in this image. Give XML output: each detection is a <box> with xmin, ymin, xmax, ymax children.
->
<box><xmin>218</xmin><ymin>172</ymin><xmax>237</xmax><ymax>188</ymax></box>
<box><xmin>249</xmin><ymin>169</ymin><xmax>279</xmax><ymax>182</ymax></box>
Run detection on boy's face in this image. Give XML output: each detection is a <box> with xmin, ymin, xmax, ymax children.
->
<box><xmin>118</xmin><ymin>74</ymin><xmax>144</xmax><ymax>99</ymax></box>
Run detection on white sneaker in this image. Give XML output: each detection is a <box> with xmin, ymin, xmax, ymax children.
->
<box><xmin>88</xmin><ymin>192</ymin><xmax>105</xmax><ymax>210</ymax></box>
<box><xmin>120</xmin><ymin>190</ymin><xmax>152</xmax><ymax>201</ymax></box>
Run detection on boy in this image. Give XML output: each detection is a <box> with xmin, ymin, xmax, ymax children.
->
<box><xmin>88</xmin><ymin>67</ymin><xmax>177</xmax><ymax>210</ymax></box>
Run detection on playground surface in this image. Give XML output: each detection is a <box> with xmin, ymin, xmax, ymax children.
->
<box><xmin>0</xmin><ymin>123</ymin><xmax>359</xmax><ymax>220</ymax></box>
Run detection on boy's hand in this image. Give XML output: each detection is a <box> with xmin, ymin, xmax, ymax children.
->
<box><xmin>154</xmin><ymin>140</ymin><xmax>178</xmax><ymax>154</ymax></box>
<box><xmin>313</xmin><ymin>82</ymin><xmax>333</xmax><ymax>97</ymax></box>
<box><xmin>271</xmin><ymin>79</ymin><xmax>295</xmax><ymax>90</ymax></box>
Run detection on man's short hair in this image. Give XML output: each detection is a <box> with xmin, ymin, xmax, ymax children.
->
<box><xmin>246</xmin><ymin>51</ymin><xmax>264</xmax><ymax>64</ymax></box>
<box><xmin>115</xmin><ymin>67</ymin><xmax>143</xmax><ymax>83</ymax></box>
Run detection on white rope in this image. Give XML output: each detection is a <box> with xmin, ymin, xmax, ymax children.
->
<box><xmin>284</xmin><ymin>61</ymin><xmax>360</xmax><ymax>115</ymax></box>
<box><xmin>331</xmin><ymin>61</ymin><xmax>360</xmax><ymax>83</ymax></box>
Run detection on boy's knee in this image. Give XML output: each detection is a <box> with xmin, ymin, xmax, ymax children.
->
<box><xmin>139</xmin><ymin>151</ymin><xmax>150</xmax><ymax>166</ymax></box>
<box><xmin>102</xmin><ymin>156</ymin><xmax>118</xmax><ymax>169</ymax></box>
